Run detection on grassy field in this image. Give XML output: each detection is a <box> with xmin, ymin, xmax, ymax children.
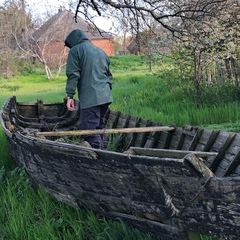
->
<box><xmin>0</xmin><ymin>54</ymin><xmax>234</xmax><ymax>240</ymax></box>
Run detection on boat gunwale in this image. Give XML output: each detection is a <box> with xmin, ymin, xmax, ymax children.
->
<box><xmin>13</xmin><ymin>130</ymin><xmax>188</xmax><ymax>163</ymax></box>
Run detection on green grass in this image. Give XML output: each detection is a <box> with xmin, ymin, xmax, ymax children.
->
<box><xmin>111</xmin><ymin>72</ymin><xmax>240</xmax><ymax>130</ymax></box>
<box><xmin>0</xmin><ymin>54</ymin><xmax>233</xmax><ymax>240</ymax></box>
<box><xmin>0</xmin><ymin>73</ymin><xmax>66</xmax><ymax>104</ymax></box>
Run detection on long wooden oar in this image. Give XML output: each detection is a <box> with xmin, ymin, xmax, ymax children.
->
<box><xmin>33</xmin><ymin>126</ymin><xmax>175</xmax><ymax>138</ymax></box>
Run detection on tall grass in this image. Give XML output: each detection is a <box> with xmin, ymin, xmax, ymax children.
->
<box><xmin>112</xmin><ymin>76</ymin><xmax>240</xmax><ymax>129</ymax></box>
<box><xmin>0</xmin><ymin>54</ymin><xmax>233</xmax><ymax>240</ymax></box>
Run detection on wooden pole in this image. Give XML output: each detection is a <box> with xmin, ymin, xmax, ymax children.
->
<box><xmin>34</xmin><ymin>126</ymin><xmax>175</xmax><ymax>137</ymax></box>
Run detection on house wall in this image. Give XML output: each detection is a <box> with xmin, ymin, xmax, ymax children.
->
<box><xmin>46</xmin><ymin>39</ymin><xmax>115</xmax><ymax>57</ymax></box>
<box><xmin>92</xmin><ymin>39</ymin><xmax>115</xmax><ymax>56</ymax></box>
<box><xmin>36</xmin><ymin>41</ymin><xmax>68</xmax><ymax>68</ymax></box>
<box><xmin>35</xmin><ymin>39</ymin><xmax>115</xmax><ymax>68</ymax></box>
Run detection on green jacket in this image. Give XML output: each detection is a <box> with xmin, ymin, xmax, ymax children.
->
<box><xmin>65</xmin><ymin>29</ymin><xmax>113</xmax><ymax>109</ymax></box>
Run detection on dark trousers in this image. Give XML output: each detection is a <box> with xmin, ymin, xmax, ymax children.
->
<box><xmin>80</xmin><ymin>103</ymin><xmax>109</xmax><ymax>149</ymax></box>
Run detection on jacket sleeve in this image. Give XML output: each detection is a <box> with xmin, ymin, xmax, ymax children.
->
<box><xmin>65</xmin><ymin>49</ymin><xmax>81</xmax><ymax>98</ymax></box>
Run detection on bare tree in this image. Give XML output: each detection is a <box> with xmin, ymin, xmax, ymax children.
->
<box><xmin>27</xmin><ymin>34</ymin><xmax>68</xmax><ymax>79</ymax></box>
<box><xmin>0</xmin><ymin>1</ymin><xmax>69</xmax><ymax>79</ymax></box>
<box><xmin>0</xmin><ymin>0</ymin><xmax>33</xmax><ymax>76</ymax></box>
<box><xmin>74</xmin><ymin>0</ymin><xmax>238</xmax><ymax>38</ymax></box>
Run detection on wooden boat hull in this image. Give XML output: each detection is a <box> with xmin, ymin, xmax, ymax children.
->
<box><xmin>2</xmin><ymin>96</ymin><xmax>240</xmax><ymax>240</ymax></box>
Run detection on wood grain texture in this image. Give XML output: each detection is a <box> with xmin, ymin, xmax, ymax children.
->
<box><xmin>2</xmin><ymin>96</ymin><xmax>240</xmax><ymax>240</ymax></box>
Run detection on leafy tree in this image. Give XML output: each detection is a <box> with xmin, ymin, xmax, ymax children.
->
<box><xmin>168</xmin><ymin>0</ymin><xmax>240</xmax><ymax>105</ymax></box>
<box><xmin>74</xmin><ymin>0</ymin><xmax>240</xmax><ymax>104</ymax></box>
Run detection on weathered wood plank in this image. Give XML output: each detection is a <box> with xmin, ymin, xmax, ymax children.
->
<box><xmin>33</xmin><ymin>126</ymin><xmax>175</xmax><ymax>137</ymax></box>
<box><xmin>129</xmin><ymin>147</ymin><xmax>218</xmax><ymax>158</ymax></box>
<box><xmin>132</xmin><ymin>118</ymin><xmax>152</xmax><ymax>147</ymax></box>
<box><xmin>169</xmin><ymin>127</ymin><xmax>185</xmax><ymax>150</ymax></box>
<box><xmin>214</xmin><ymin>134</ymin><xmax>240</xmax><ymax>177</ymax></box>
<box><xmin>181</xmin><ymin>126</ymin><xmax>199</xmax><ymax>150</ymax></box>
<box><xmin>202</xmin><ymin>129</ymin><xmax>220</xmax><ymax>152</ymax></box>
<box><xmin>144</xmin><ymin>122</ymin><xmax>163</xmax><ymax>148</ymax></box>
<box><xmin>107</xmin><ymin>212</ymin><xmax>188</xmax><ymax>240</ymax></box>
<box><xmin>105</xmin><ymin>110</ymin><xmax>121</xmax><ymax>129</ymax></box>
<box><xmin>210</xmin><ymin>132</ymin><xmax>236</xmax><ymax>174</ymax></box>
<box><xmin>120</xmin><ymin>114</ymin><xmax>140</xmax><ymax>150</ymax></box>
<box><xmin>223</xmin><ymin>149</ymin><xmax>240</xmax><ymax>176</ymax></box>
<box><xmin>188</xmin><ymin>128</ymin><xmax>204</xmax><ymax>151</ymax></box>
<box><xmin>184</xmin><ymin>153</ymin><xmax>215</xmax><ymax>177</ymax></box>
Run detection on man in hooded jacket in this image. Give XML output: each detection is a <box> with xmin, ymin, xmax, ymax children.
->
<box><xmin>64</xmin><ymin>29</ymin><xmax>113</xmax><ymax>149</ymax></box>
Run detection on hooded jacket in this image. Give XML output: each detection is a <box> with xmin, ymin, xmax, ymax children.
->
<box><xmin>65</xmin><ymin>29</ymin><xmax>113</xmax><ymax>109</ymax></box>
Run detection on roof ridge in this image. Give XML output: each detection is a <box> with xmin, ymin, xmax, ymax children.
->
<box><xmin>32</xmin><ymin>9</ymin><xmax>113</xmax><ymax>42</ymax></box>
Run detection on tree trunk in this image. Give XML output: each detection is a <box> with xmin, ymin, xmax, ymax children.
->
<box><xmin>45</xmin><ymin>64</ymin><xmax>53</xmax><ymax>79</ymax></box>
<box><xmin>193</xmin><ymin>51</ymin><xmax>202</xmax><ymax>107</ymax></box>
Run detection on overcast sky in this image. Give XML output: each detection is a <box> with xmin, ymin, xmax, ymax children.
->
<box><xmin>27</xmin><ymin>0</ymin><xmax>113</xmax><ymax>32</ymax></box>
<box><xmin>0</xmin><ymin>0</ymin><xmax>114</xmax><ymax>32</ymax></box>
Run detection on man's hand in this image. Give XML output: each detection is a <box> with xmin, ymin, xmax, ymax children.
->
<box><xmin>66</xmin><ymin>97</ymin><xmax>75</xmax><ymax>111</ymax></box>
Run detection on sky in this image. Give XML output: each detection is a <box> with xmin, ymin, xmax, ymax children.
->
<box><xmin>0</xmin><ymin>0</ymin><xmax>113</xmax><ymax>32</ymax></box>
<box><xmin>27</xmin><ymin>0</ymin><xmax>114</xmax><ymax>32</ymax></box>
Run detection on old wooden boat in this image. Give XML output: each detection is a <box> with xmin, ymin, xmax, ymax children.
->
<box><xmin>1</xmin><ymin>96</ymin><xmax>240</xmax><ymax>240</ymax></box>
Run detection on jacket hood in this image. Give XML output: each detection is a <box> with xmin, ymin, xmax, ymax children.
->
<box><xmin>65</xmin><ymin>29</ymin><xmax>89</xmax><ymax>48</ymax></box>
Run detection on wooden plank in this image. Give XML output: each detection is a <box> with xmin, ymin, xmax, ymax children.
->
<box><xmin>181</xmin><ymin>126</ymin><xmax>199</xmax><ymax>150</ymax></box>
<box><xmin>184</xmin><ymin>153</ymin><xmax>215</xmax><ymax>177</ymax></box>
<box><xmin>106</xmin><ymin>111</ymin><xmax>121</xmax><ymax>129</ymax></box>
<box><xmin>31</xmin><ymin>126</ymin><xmax>175</xmax><ymax>138</ymax></box>
<box><xmin>144</xmin><ymin>122</ymin><xmax>163</xmax><ymax>148</ymax></box>
<box><xmin>107</xmin><ymin>212</ymin><xmax>188</xmax><ymax>240</ymax></box>
<box><xmin>210</xmin><ymin>132</ymin><xmax>236</xmax><ymax>173</ymax></box>
<box><xmin>129</xmin><ymin>147</ymin><xmax>218</xmax><ymax>158</ymax></box>
<box><xmin>188</xmin><ymin>128</ymin><xmax>204</xmax><ymax>151</ymax></box>
<box><xmin>223</xmin><ymin>152</ymin><xmax>240</xmax><ymax>177</ymax></box>
<box><xmin>116</xmin><ymin>113</ymin><xmax>133</xmax><ymax>150</ymax></box>
<box><xmin>175</xmin><ymin>130</ymin><xmax>185</xmax><ymax>149</ymax></box>
<box><xmin>202</xmin><ymin>130</ymin><xmax>220</xmax><ymax>152</ymax></box>
<box><xmin>37</xmin><ymin>99</ymin><xmax>44</xmax><ymax>116</ymax></box>
<box><xmin>133</xmin><ymin>118</ymin><xmax>152</xmax><ymax>147</ymax></box>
